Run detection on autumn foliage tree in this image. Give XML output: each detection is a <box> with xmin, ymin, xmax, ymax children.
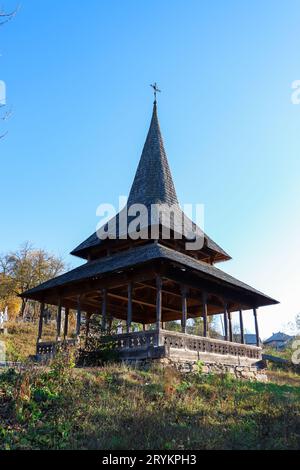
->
<box><xmin>0</xmin><ymin>242</ymin><xmax>66</xmax><ymax>320</ymax></box>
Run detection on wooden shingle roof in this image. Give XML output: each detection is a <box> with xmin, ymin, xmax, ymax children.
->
<box><xmin>71</xmin><ymin>102</ymin><xmax>230</xmax><ymax>261</ymax></box>
<box><xmin>22</xmin><ymin>242</ymin><xmax>277</xmax><ymax>307</ymax></box>
<box><xmin>127</xmin><ymin>101</ymin><xmax>178</xmax><ymax>207</ymax></box>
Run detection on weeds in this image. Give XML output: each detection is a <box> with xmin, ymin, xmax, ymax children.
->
<box><xmin>0</xmin><ymin>358</ymin><xmax>299</xmax><ymax>450</ymax></box>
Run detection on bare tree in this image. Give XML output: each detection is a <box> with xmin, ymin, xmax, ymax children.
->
<box><xmin>0</xmin><ymin>6</ymin><xmax>18</xmax><ymax>26</ymax></box>
<box><xmin>0</xmin><ymin>5</ymin><xmax>18</xmax><ymax>138</ymax></box>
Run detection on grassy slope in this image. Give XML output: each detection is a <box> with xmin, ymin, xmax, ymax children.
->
<box><xmin>0</xmin><ymin>323</ymin><xmax>299</xmax><ymax>450</ymax></box>
<box><xmin>0</xmin><ymin>358</ymin><xmax>299</xmax><ymax>450</ymax></box>
<box><xmin>2</xmin><ymin>321</ymin><xmax>62</xmax><ymax>362</ymax></box>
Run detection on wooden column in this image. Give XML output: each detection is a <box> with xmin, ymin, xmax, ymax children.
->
<box><xmin>239</xmin><ymin>309</ymin><xmax>245</xmax><ymax>344</ymax></box>
<box><xmin>101</xmin><ymin>288</ymin><xmax>107</xmax><ymax>331</ymax></box>
<box><xmin>127</xmin><ymin>282</ymin><xmax>133</xmax><ymax>333</ymax></box>
<box><xmin>228</xmin><ymin>311</ymin><xmax>233</xmax><ymax>342</ymax></box>
<box><xmin>85</xmin><ymin>313</ymin><xmax>90</xmax><ymax>346</ymax></box>
<box><xmin>253</xmin><ymin>308</ymin><xmax>260</xmax><ymax>347</ymax></box>
<box><xmin>56</xmin><ymin>300</ymin><xmax>62</xmax><ymax>341</ymax></box>
<box><xmin>156</xmin><ymin>276</ymin><xmax>162</xmax><ymax>330</ymax></box>
<box><xmin>76</xmin><ymin>296</ymin><xmax>81</xmax><ymax>338</ymax></box>
<box><xmin>223</xmin><ymin>303</ymin><xmax>229</xmax><ymax>341</ymax></box>
<box><xmin>63</xmin><ymin>308</ymin><xmax>69</xmax><ymax>339</ymax></box>
<box><xmin>37</xmin><ymin>302</ymin><xmax>45</xmax><ymax>343</ymax></box>
<box><xmin>202</xmin><ymin>291</ymin><xmax>208</xmax><ymax>337</ymax></box>
<box><xmin>181</xmin><ymin>286</ymin><xmax>187</xmax><ymax>334</ymax></box>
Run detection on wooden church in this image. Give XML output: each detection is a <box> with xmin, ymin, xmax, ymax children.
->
<box><xmin>21</xmin><ymin>93</ymin><xmax>278</xmax><ymax>366</ymax></box>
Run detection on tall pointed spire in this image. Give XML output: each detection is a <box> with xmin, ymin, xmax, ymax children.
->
<box><xmin>127</xmin><ymin>101</ymin><xmax>178</xmax><ymax>208</ymax></box>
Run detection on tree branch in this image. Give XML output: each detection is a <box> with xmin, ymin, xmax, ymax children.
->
<box><xmin>0</xmin><ymin>6</ymin><xmax>19</xmax><ymax>26</ymax></box>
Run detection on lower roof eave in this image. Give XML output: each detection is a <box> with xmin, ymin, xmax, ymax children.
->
<box><xmin>20</xmin><ymin>243</ymin><xmax>279</xmax><ymax>310</ymax></box>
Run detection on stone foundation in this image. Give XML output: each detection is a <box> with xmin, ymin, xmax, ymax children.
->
<box><xmin>125</xmin><ymin>357</ymin><xmax>268</xmax><ymax>382</ymax></box>
<box><xmin>173</xmin><ymin>360</ymin><xmax>267</xmax><ymax>382</ymax></box>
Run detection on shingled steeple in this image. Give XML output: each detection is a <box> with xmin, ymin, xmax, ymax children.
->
<box><xmin>127</xmin><ymin>101</ymin><xmax>178</xmax><ymax>208</ymax></box>
<box><xmin>71</xmin><ymin>98</ymin><xmax>231</xmax><ymax>262</ymax></box>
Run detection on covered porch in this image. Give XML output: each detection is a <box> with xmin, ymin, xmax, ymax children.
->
<box><xmin>33</xmin><ymin>275</ymin><xmax>263</xmax><ymax>365</ymax></box>
<box><xmin>21</xmin><ymin>242</ymin><xmax>278</xmax><ymax>365</ymax></box>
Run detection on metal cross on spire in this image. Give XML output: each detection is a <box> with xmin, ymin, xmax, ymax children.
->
<box><xmin>150</xmin><ymin>82</ymin><xmax>161</xmax><ymax>102</ymax></box>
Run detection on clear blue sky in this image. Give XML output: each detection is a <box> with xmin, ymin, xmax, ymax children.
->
<box><xmin>1</xmin><ymin>0</ymin><xmax>300</xmax><ymax>338</ymax></box>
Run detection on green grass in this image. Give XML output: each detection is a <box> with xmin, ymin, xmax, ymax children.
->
<box><xmin>0</xmin><ymin>356</ymin><xmax>299</xmax><ymax>450</ymax></box>
<box><xmin>1</xmin><ymin>324</ymin><xmax>299</xmax><ymax>450</ymax></box>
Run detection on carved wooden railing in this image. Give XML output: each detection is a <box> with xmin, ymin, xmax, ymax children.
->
<box><xmin>159</xmin><ymin>330</ymin><xmax>261</xmax><ymax>360</ymax></box>
<box><xmin>107</xmin><ymin>329</ymin><xmax>261</xmax><ymax>360</ymax></box>
<box><xmin>36</xmin><ymin>330</ymin><xmax>261</xmax><ymax>360</ymax></box>
<box><xmin>36</xmin><ymin>338</ymin><xmax>77</xmax><ymax>356</ymax></box>
<box><xmin>103</xmin><ymin>330</ymin><xmax>159</xmax><ymax>350</ymax></box>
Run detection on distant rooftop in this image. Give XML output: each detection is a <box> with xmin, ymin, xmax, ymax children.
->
<box><xmin>264</xmin><ymin>332</ymin><xmax>294</xmax><ymax>344</ymax></box>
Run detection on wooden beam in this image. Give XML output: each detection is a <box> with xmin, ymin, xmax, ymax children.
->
<box><xmin>136</xmin><ymin>281</ymin><xmax>206</xmax><ymax>307</ymax></box>
<box><xmin>202</xmin><ymin>291</ymin><xmax>208</xmax><ymax>337</ymax></box>
<box><xmin>85</xmin><ymin>313</ymin><xmax>90</xmax><ymax>346</ymax></box>
<box><xmin>228</xmin><ymin>311</ymin><xmax>233</xmax><ymax>342</ymax></box>
<box><xmin>127</xmin><ymin>282</ymin><xmax>133</xmax><ymax>333</ymax></box>
<box><xmin>239</xmin><ymin>309</ymin><xmax>244</xmax><ymax>344</ymax></box>
<box><xmin>101</xmin><ymin>289</ymin><xmax>107</xmax><ymax>331</ymax></box>
<box><xmin>156</xmin><ymin>276</ymin><xmax>162</xmax><ymax>330</ymax></box>
<box><xmin>56</xmin><ymin>300</ymin><xmax>62</xmax><ymax>341</ymax></box>
<box><xmin>162</xmin><ymin>265</ymin><xmax>257</xmax><ymax>310</ymax></box>
<box><xmin>253</xmin><ymin>308</ymin><xmax>260</xmax><ymax>347</ymax></box>
<box><xmin>76</xmin><ymin>295</ymin><xmax>81</xmax><ymax>338</ymax></box>
<box><xmin>223</xmin><ymin>303</ymin><xmax>229</xmax><ymax>341</ymax></box>
<box><xmin>28</xmin><ymin>265</ymin><xmax>158</xmax><ymax>303</ymax></box>
<box><xmin>181</xmin><ymin>286</ymin><xmax>187</xmax><ymax>334</ymax></box>
<box><xmin>106</xmin><ymin>292</ymin><xmax>182</xmax><ymax>315</ymax></box>
<box><xmin>64</xmin><ymin>307</ymin><xmax>69</xmax><ymax>339</ymax></box>
<box><xmin>37</xmin><ymin>302</ymin><xmax>45</xmax><ymax>343</ymax></box>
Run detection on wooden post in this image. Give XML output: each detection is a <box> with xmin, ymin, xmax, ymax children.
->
<box><xmin>63</xmin><ymin>308</ymin><xmax>69</xmax><ymax>339</ymax></box>
<box><xmin>239</xmin><ymin>309</ymin><xmax>245</xmax><ymax>344</ymax></box>
<box><xmin>253</xmin><ymin>308</ymin><xmax>260</xmax><ymax>347</ymax></box>
<box><xmin>223</xmin><ymin>303</ymin><xmax>229</xmax><ymax>341</ymax></box>
<box><xmin>127</xmin><ymin>282</ymin><xmax>133</xmax><ymax>333</ymax></box>
<box><xmin>228</xmin><ymin>311</ymin><xmax>233</xmax><ymax>342</ymax></box>
<box><xmin>202</xmin><ymin>291</ymin><xmax>208</xmax><ymax>337</ymax></box>
<box><xmin>85</xmin><ymin>313</ymin><xmax>90</xmax><ymax>346</ymax></box>
<box><xmin>101</xmin><ymin>289</ymin><xmax>107</xmax><ymax>331</ymax></box>
<box><xmin>181</xmin><ymin>286</ymin><xmax>187</xmax><ymax>334</ymax></box>
<box><xmin>37</xmin><ymin>302</ymin><xmax>45</xmax><ymax>343</ymax></box>
<box><xmin>56</xmin><ymin>300</ymin><xmax>62</xmax><ymax>341</ymax></box>
<box><xmin>76</xmin><ymin>296</ymin><xmax>81</xmax><ymax>338</ymax></box>
<box><xmin>156</xmin><ymin>276</ymin><xmax>162</xmax><ymax>330</ymax></box>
